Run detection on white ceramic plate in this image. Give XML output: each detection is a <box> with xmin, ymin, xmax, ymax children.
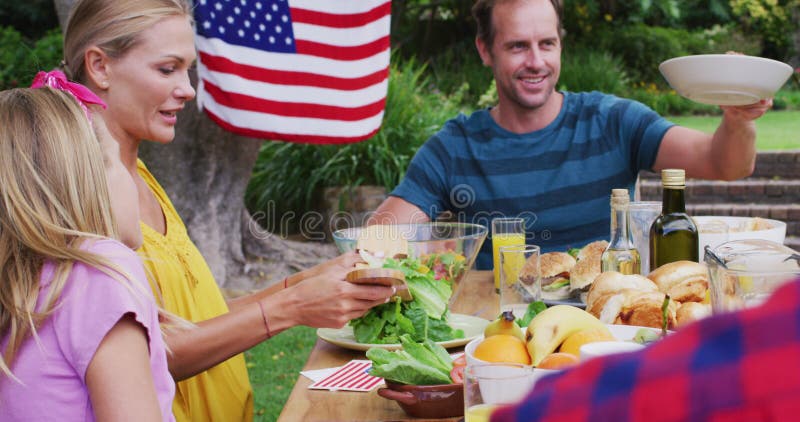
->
<box><xmin>543</xmin><ymin>297</ymin><xmax>586</xmax><ymax>309</ymax></box>
<box><xmin>317</xmin><ymin>313</ymin><xmax>489</xmax><ymax>351</ymax></box>
<box><xmin>659</xmin><ymin>54</ymin><xmax>793</xmax><ymax>106</ymax></box>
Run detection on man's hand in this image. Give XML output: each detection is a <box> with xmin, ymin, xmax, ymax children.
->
<box><xmin>720</xmin><ymin>98</ymin><xmax>773</xmax><ymax>123</ymax></box>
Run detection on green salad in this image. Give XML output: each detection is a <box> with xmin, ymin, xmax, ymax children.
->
<box><xmin>349</xmin><ymin>254</ymin><xmax>465</xmax><ymax>344</ymax></box>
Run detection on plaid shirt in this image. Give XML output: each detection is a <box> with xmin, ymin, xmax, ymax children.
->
<box><xmin>492</xmin><ymin>278</ymin><xmax>800</xmax><ymax>422</ymax></box>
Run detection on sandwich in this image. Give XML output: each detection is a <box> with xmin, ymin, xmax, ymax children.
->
<box><xmin>647</xmin><ymin>260</ymin><xmax>708</xmax><ymax>303</ymax></box>
<box><xmin>589</xmin><ymin>289</ymin><xmax>678</xmax><ymax>329</ymax></box>
<box><xmin>570</xmin><ymin>240</ymin><xmax>608</xmax><ymax>294</ymax></box>
<box><xmin>520</xmin><ymin>252</ymin><xmax>576</xmax><ymax>300</ymax></box>
<box><xmin>585</xmin><ymin>271</ymin><xmax>657</xmax><ymax>311</ymax></box>
<box><xmin>676</xmin><ymin>302</ymin><xmax>711</xmax><ymax>327</ymax></box>
<box><xmin>352</xmin><ymin>225</ymin><xmax>412</xmax><ymax>300</ymax></box>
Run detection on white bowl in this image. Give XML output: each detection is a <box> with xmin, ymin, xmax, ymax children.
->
<box><xmin>579</xmin><ymin>341</ymin><xmax>645</xmax><ymax>361</ymax></box>
<box><xmin>464</xmin><ymin>336</ymin><xmax>560</xmax><ymax>384</ymax></box>
<box><xmin>659</xmin><ymin>54</ymin><xmax>793</xmax><ymax>106</ymax></box>
<box><xmin>695</xmin><ymin>216</ymin><xmax>786</xmax><ymax>257</ymax></box>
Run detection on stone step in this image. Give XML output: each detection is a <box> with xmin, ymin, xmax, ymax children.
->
<box><xmin>639</xmin><ymin>149</ymin><xmax>800</xmax><ymax>180</ymax></box>
<box><xmin>640</xmin><ymin>179</ymin><xmax>800</xmax><ymax>204</ymax></box>
<box><xmin>685</xmin><ymin>204</ymin><xmax>800</xmax><ymax>236</ymax></box>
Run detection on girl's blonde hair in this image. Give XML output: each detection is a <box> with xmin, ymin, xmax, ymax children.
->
<box><xmin>63</xmin><ymin>0</ymin><xmax>191</xmax><ymax>83</ymax></box>
<box><xmin>0</xmin><ymin>88</ymin><xmax>146</xmax><ymax>380</ymax></box>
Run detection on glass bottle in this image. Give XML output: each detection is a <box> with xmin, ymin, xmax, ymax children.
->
<box><xmin>649</xmin><ymin>169</ymin><xmax>699</xmax><ymax>269</ymax></box>
<box><xmin>601</xmin><ymin>189</ymin><xmax>641</xmax><ymax>274</ymax></box>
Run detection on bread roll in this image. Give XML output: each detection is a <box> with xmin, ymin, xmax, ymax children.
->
<box><xmin>570</xmin><ymin>254</ymin><xmax>601</xmax><ymax>291</ymax></box>
<box><xmin>676</xmin><ymin>302</ymin><xmax>711</xmax><ymax>326</ymax></box>
<box><xmin>577</xmin><ymin>240</ymin><xmax>609</xmax><ymax>261</ymax></box>
<box><xmin>585</xmin><ymin>271</ymin><xmax>657</xmax><ymax>310</ymax></box>
<box><xmin>647</xmin><ymin>261</ymin><xmax>709</xmax><ymax>302</ymax></box>
<box><xmin>588</xmin><ymin>289</ymin><xmax>677</xmax><ymax>329</ymax></box>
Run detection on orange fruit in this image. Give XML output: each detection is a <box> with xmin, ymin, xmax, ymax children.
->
<box><xmin>537</xmin><ymin>352</ymin><xmax>580</xmax><ymax>370</ymax></box>
<box><xmin>473</xmin><ymin>334</ymin><xmax>531</xmax><ymax>365</ymax></box>
<box><xmin>558</xmin><ymin>327</ymin><xmax>616</xmax><ymax>358</ymax></box>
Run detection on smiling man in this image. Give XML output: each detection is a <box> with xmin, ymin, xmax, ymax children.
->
<box><xmin>371</xmin><ymin>0</ymin><xmax>772</xmax><ymax>270</ymax></box>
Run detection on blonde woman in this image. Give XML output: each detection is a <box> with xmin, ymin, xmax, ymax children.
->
<box><xmin>62</xmin><ymin>0</ymin><xmax>394</xmax><ymax>420</ymax></box>
<box><xmin>0</xmin><ymin>86</ymin><xmax>174</xmax><ymax>420</ymax></box>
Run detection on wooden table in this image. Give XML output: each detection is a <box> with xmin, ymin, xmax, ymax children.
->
<box><xmin>278</xmin><ymin>271</ymin><xmax>498</xmax><ymax>421</ymax></box>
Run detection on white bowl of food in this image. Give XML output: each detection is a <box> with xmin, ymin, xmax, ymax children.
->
<box><xmin>659</xmin><ymin>54</ymin><xmax>793</xmax><ymax>106</ymax></box>
<box><xmin>695</xmin><ymin>216</ymin><xmax>786</xmax><ymax>257</ymax></box>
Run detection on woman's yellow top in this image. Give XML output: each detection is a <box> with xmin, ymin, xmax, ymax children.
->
<box><xmin>136</xmin><ymin>160</ymin><xmax>253</xmax><ymax>422</ymax></box>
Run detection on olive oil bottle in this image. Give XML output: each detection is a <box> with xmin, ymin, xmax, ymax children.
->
<box><xmin>601</xmin><ymin>189</ymin><xmax>641</xmax><ymax>274</ymax></box>
<box><xmin>649</xmin><ymin>169</ymin><xmax>699</xmax><ymax>269</ymax></box>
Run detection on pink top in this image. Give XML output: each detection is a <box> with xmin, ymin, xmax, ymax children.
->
<box><xmin>0</xmin><ymin>239</ymin><xmax>175</xmax><ymax>421</ymax></box>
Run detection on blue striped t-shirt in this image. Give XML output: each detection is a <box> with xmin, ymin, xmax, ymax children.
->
<box><xmin>390</xmin><ymin>91</ymin><xmax>674</xmax><ymax>270</ymax></box>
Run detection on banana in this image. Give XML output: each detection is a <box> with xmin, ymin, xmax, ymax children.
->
<box><xmin>483</xmin><ymin>311</ymin><xmax>525</xmax><ymax>341</ymax></box>
<box><xmin>525</xmin><ymin>305</ymin><xmax>610</xmax><ymax>366</ymax></box>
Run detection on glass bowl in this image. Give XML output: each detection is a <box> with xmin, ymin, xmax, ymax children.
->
<box><xmin>332</xmin><ymin>223</ymin><xmax>488</xmax><ymax>300</ymax></box>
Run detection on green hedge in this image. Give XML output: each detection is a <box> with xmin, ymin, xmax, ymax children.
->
<box><xmin>0</xmin><ymin>26</ymin><xmax>62</xmax><ymax>90</ymax></box>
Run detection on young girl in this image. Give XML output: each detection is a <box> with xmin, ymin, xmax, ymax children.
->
<box><xmin>0</xmin><ymin>84</ymin><xmax>174</xmax><ymax>421</ymax></box>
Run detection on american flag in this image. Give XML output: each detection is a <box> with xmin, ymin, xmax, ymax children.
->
<box><xmin>194</xmin><ymin>0</ymin><xmax>391</xmax><ymax>144</ymax></box>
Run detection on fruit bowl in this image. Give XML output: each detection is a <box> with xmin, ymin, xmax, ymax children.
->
<box><xmin>659</xmin><ymin>54</ymin><xmax>793</xmax><ymax>106</ymax></box>
<box><xmin>376</xmin><ymin>380</ymin><xmax>463</xmax><ymax>419</ymax></box>
<box><xmin>332</xmin><ymin>223</ymin><xmax>488</xmax><ymax>297</ymax></box>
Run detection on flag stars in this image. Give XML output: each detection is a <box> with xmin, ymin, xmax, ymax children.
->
<box><xmin>269</xmin><ymin>36</ymin><xmax>275</xmax><ymax>44</ymax></box>
<box><xmin>215</xmin><ymin>2</ymin><xmax>222</xmax><ymax>10</ymax></box>
<box><xmin>240</xmin><ymin>0</ymin><xmax>247</xmax><ymax>5</ymax></box>
<box><xmin>254</xmin><ymin>33</ymin><xmax>260</xmax><ymax>41</ymax></box>
<box><xmin>281</xmin><ymin>14</ymin><xmax>288</xmax><ymax>23</ymax></box>
<box><xmin>275</xmin><ymin>25</ymin><xmax>282</xmax><ymax>34</ymax></box>
<box><xmin>244</xmin><ymin>20</ymin><xmax>251</xmax><ymax>28</ymax></box>
<box><xmin>227</xmin><ymin>16</ymin><xmax>234</xmax><ymax>24</ymax></box>
<box><xmin>271</xmin><ymin>4</ymin><xmax>278</xmax><ymax>11</ymax></box>
<box><xmin>259</xmin><ymin>24</ymin><xmax>265</xmax><ymax>31</ymax></box>
<box><xmin>250</xmin><ymin>11</ymin><xmax>256</xmax><ymax>18</ymax></box>
<box><xmin>200</xmin><ymin>0</ymin><xmax>206</xmax><ymax>4</ymax></box>
<box><xmin>284</xmin><ymin>36</ymin><xmax>292</xmax><ymax>45</ymax></box>
<box><xmin>218</xmin><ymin>26</ymin><xmax>225</xmax><ymax>34</ymax></box>
<box><xmin>255</xmin><ymin>2</ymin><xmax>262</xmax><ymax>9</ymax></box>
<box><xmin>211</xmin><ymin>11</ymin><xmax>216</xmax><ymax>18</ymax></box>
<box><xmin>238</xmin><ymin>29</ymin><xmax>245</xmax><ymax>37</ymax></box>
<box><xmin>266</xmin><ymin>14</ymin><xmax>272</xmax><ymax>21</ymax></box>
<box><xmin>234</xmin><ymin>7</ymin><xmax>240</xmax><ymax>14</ymax></box>
<box><xmin>202</xmin><ymin>20</ymin><xmax>211</xmax><ymax>29</ymax></box>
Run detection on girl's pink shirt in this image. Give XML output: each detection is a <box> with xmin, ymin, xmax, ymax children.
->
<box><xmin>0</xmin><ymin>239</ymin><xmax>175</xmax><ymax>421</ymax></box>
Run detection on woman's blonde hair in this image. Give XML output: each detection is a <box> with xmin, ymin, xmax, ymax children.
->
<box><xmin>63</xmin><ymin>0</ymin><xmax>191</xmax><ymax>83</ymax></box>
<box><xmin>0</xmin><ymin>87</ymin><xmax>146</xmax><ymax>380</ymax></box>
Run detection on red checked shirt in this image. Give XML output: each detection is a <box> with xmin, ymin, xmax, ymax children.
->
<box><xmin>492</xmin><ymin>278</ymin><xmax>800</xmax><ymax>422</ymax></box>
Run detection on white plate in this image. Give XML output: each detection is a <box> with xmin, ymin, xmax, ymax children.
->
<box><xmin>659</xmin><ymin>54</ymin><xmax>793</xmax><ymax>106</ymax></box>
<box><xmin>543</xmin><ymin>297</ymin><xmax>586</xmax><ymax>309</ymax></box>
<box><xmin>317</xmin><ymin>313</ymin><xmax>489</xmax><ymax>351</ymax></box>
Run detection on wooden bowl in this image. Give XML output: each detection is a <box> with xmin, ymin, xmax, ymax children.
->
<box><xmin>377</xmin><ymin>380</ymin><xmax>463</xmax><ymax>419</ymax></box>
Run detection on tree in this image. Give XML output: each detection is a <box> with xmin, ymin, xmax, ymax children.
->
<box><xmin>54</xmin><ymin>0</ymin><xmax>337</xmax><ymax>290</ymax></box>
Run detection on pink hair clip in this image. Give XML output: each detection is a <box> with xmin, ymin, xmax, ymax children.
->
<box><xmin>30</xmin><ymin>70</ymin><xmax>106</xmax><ymax>121</ymax></box>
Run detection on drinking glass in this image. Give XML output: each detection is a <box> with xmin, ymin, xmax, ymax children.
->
<box><xmin>464</xmin><ymin>363</ymin><xmax>535</xmax><ymax>422</ymax></box>
<box><xmin>499</xmin><ymin>245</ymin><xmax>541</xmax><ymax>319</ymax></box>
<box><xmin>626</xmin><ymin>201</ymin><xmax>661</xmax><ymax>274</ymax></box>
<box><xmin>492</xmin><ymin>218</ymin><xmax>525</xmax><ymax>292</ymax></box>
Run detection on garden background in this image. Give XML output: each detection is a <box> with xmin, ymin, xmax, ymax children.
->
<box><xmin>3</xmin><ymin>0</ymin><xmax>799</xmax><ymax>420</ymax></box>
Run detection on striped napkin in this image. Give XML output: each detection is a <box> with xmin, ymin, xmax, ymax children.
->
<box><xmin>307</xmin><ymin>360</ymin><xmax>384</xmax><ymax>392</ymax></box>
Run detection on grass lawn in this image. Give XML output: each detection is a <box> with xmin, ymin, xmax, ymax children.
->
<box><xmin>246</xmin><ymin>326</ymin><xmax>316</xmax><ymax>421</ymax></box>
<box><xmin>668</xmin><ymin>110</ymin><xmax>800</xmax><ymax>150</ymax></box>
